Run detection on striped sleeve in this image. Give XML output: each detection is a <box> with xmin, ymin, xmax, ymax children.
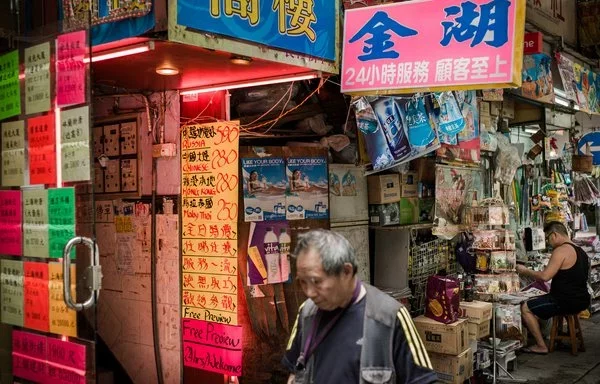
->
<box><xmin>396</xmin><ymin>307</ymin><xmax>433</xmax><ymax>369</ymax></box>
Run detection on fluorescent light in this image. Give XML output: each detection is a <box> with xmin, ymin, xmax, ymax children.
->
<box><xmin>524</xmin><ymin>128</ymin><xmax>539</xmax><ymax>134</ymax></box>
<box><xmin>83</xmin><ymin>41</ymin><xmax>154</xmax><ymax>63</ymax></box>
<box><xmin>554</xmin><ymin>96</ymin><xmax>570</xmax><ymax>107</ymax></box>
<box><xmin>180</xmin><ymin>73</ymin><xmax>319</xmax><ymax>95</ymax></box>
<box><xmin>554</xmin><ymin>88</ymin><xmax>567</xmax><ymax>98</ymax></box>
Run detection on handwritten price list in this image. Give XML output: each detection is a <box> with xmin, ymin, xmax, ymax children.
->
<box><xmin>1</xmin><ymin>120</ymin><xmax>25</xmax><ymax>187</ymax></box>
<box><xmin>181</xmin><ymin>121</ymin><xmax>240</xmax><ymax>331</ymax></box>
<box><xmin>56</xmin><ymin>30</ymin><xmax>87</xmax><ymax>107</ymax></box>
<box><xmin>0</xmin><ymin>190</ymin><xmax>22</xmax><ymax>256</ymax></box>
<box><xmin>0</xmin><ymin>50</ymin><xmax>21</xmax><ymax>120</ymax></box>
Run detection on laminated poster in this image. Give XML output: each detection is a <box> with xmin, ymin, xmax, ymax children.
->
<box><xmin>1</xmin><ymin>120</ymin><xmax>25</xmax><ymax>187</ymax></box>
<box><xmin>0</xmin><ymin>50</ymin><xmax>21</xmax><ymax>120</ymax></box>
<box><xmin>247</xmin><ymin>221</ymin><xmax>291</xmax><ymax>285</ymax></box>
<box><xmin>434</xmin><ymin>165</ymin><xmax>482</xmax><ymax>226</ymax></box>
<box><xmin>0</xmin><ymin>190</ymin><xmax>22</xmax><ymax>256</ymax></box>
<box><xmin>1</xmin><ymin>259</ymin><xmax>24</xmax><ymax>326</ymax></box>
<box><xmin>286</xmin><ymin>157</ymin><xmax>329</xmax><ymax>220</ymax></box>
<box><xmin>56</xmin><ymin>30</ymin><xmax>87</xmax><ymax>107</ymax></box>
<box><xmin>49</xmin><ymin>262</ymin><xmax>77</xmax><ymax>337</ymax></box>
<box><xmin>48</xmin><ymin>188</ymin><xmax>76</xmax><ymax>258</ymax></box>
<box><xmin>24</xmin><ymin>261</ymin><xmax>49</xmax><ymax>332</ymax></box>
<box><xmin>519</xmin><ymin>53</ymin><xmax>554</xmax><ymax>103</ymax></box>
<box><xmin>23</xmin><ymin>188</ymin><xmax>49</xmax><ymax>257</ymax></box>
<box><xmin>28</xmin><ymin>114</ymin><xmax>57</xmax><ymax>185</ymax></box>
<box><xmin>24</xmin><ymin>42</ymin><xmax>51</xmax><ymax>115</ymax></box>
<box><xmin>242</xmin><ymin>157</ymin><xmax>286</xmax><ymax>222</ymax></box>
<box><xmin>61</xmin><ymin>105</ymin><xmax>91</xmax><ymax>182</ymax></box>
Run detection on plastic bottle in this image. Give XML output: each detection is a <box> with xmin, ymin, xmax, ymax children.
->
<box><xmin>458</xmin><ymin>273</ymin><xmax>465</xmax><ymax>300</ymax></box>
<box><xmin>465</xmin><ymin>275</ymin><xmax>474</xmax><ymax>302</ymax></box>
<box><xmin>264</xmin><ymin>227</ymin><xmax>280</xmax><ymax>284</ymax></box>
<box><xmin>278</xmin><ymin>228</ymin><xmax>291</xmax><ymax>282</ymax></box>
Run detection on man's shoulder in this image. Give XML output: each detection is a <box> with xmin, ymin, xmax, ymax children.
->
<box><xmin>364</xmin><ymin>284</ymin><xmax>403</xmax><ymax>326</ymax></box>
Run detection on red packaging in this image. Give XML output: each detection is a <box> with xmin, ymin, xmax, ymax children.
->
<box><xmin>425</xmin><ymin>275</ymin><xmax>460</xmax><ymax>324</ymax></box>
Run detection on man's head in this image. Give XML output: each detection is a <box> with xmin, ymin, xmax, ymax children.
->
<box><xmin>544</xmin><ymin>221</ymin><xmax>569</xmax><ymax>248</ymax></box>
<box><xmin>293</xmin><ymin>229</ymin><xmax>358</xmax><ymax>311</ymax></box>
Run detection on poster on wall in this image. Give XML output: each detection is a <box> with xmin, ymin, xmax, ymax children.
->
<box><xmin>61</xmin><ymin>105</ymin><xmax>91</xmax><ymax>182</ymax></box>
<box><xmin>0</xmin><ymin>50</ymin><xmax>21</xmax><ymax>120</ymax></box>
<box><xmin>1</xmin><ymin>259</ymin><xmax>24</xmax><ymax>326</ymax></box>
<box><xmin>24</xmin><ymin>42</ymin><xmax>51</xmax><ymax>115</ymax></box>
<box><xmin>1</xmin><ymin>120</ymin><xmax>25</xmax><ymax>186</ymax></box>
<box><xmin>247</xmin><ymin>221</ymin><xmax>291</xmax><ymax>285</ymax></box>
<box><xmin>48</xmin><ymin>188</ymin><xmax>76</xmax><ymax>258</ymax></box>
<box><xmin>518</xmin><ymin>53</ymin><xmax>554</xmax><ymax>103</ymax></box>
<box><xmin>434</xmin><ymin>165</ymin><xmax>482</xmax><ymax>226</ymax></box>
<box><xmin>23</xmin><ymin>188</ymin><xmax>49</xmax><ymax>257</ymax></box>
<box><xmin>242</xmin><ymin>157</ymin><xmax>286</xmax><ymax>222</ymax></box>
<box><xmin>286</xmin><ymin>157</ymin><xmax>329</xmax><ymax>220</ymax></box>
<box><xmin>181</xmin><ymin>121</ymin><xmax>240</xmax><ymax>326</ymax></box>
<box><xmin>0</xmin><ymin>190</ymin><xmax>22</xmax><ymax>256</ymax></box>
<box><xmin>56</xmin><ymin>30</ymin><xmax>87</xmax><ymax>107</ymax></box>
<box><xmin>28</xmin><ymin>114</ymin><xmax>57</xmax><ymax>185</ymax></box>
<box><xmin>24</xmin><ymin>261</ymin><xmax>50</xmax><ymax>332</ymax></box>
<box><xmin>556</xmin><ymin>53</ymin><xmax>578</xmax><ymax>103</ymax></box>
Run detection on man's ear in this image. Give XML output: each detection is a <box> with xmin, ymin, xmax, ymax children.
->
<box><xmin>343</xmin><ymin>263</ymin><xmax>354</xmax><ymax>277</ymax></box>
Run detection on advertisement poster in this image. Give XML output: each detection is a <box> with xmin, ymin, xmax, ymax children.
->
<box><xmin>242</xmin><ymin>157</ymin><xmax>286</xmax><ymax>222</ymax></box>
<box><xmin>23</xmin><ymin>188</ymin><xmax>49</xmax><ymax>257</ymax></box>
<box><xmin>0</xmin><ymin>50</ymin><xmax>21</xmax><ymax>120</ymax></box>
<box><xmin>1</xmin><ymin>120</ymin><xmax>25</xmax><ymax>187</ymax></box>
<box><xmin>437</xmin><ymin>90</ymin><xmax>481</xmax><ymax>163</ymax></box>
<box><xmin>519</xmin><ymin>53</ymin><xmax>554</xmax><ymax>103</ymax></box>
<box><xmin>48</xmin><ymin>188</ymin><xmax>76</xmax><ymax>258</ymax></box>
<box><xmin>24</xmin><ymin>42</ymin><xmax>51</xmax><ymax>115</ymax></box>
<box><xmin>181</xmin><ymin>121</ymin><xmax>240</xmax><ymax>326</ymax></box>
<box><xmin>49</xmin><ymin>262</ymin><xmax>77</xmax><ymax>337</ymax></box>
<box><xmin>24</xmin><ymin>261</ymin><xmax>50</xmax><ymax>332</ymax></box>
<box><xmin>286</xmin><ymin>157</ymin><xmax>329</xmax><ymax>220</ymax></box>
<box><xmin>182</xmin><ymin>318</ymin><xmax>242</xmax><ymax>375</ymax></box>
<box><xmin>556</xmin><ymin>53</ymin><xmax>578</xmax><ymax>103</ymax></box>
<box><xmin>247</xmin><ymin>221</ymin><xmax>291</xmax><ymax>285</ymax></box>
<box><xmin>434</xmin><ymin>165</ymin><xmax>482</xmax><ymax>226</ymax></box>
<box><xmin>1</xmin><ymin>259</ymin><xmax>24</xmax><ymax>326</ymax></box>
<box><xmin>28</xmin><ymin>114</ymin><xmax>57</xmax><ymax>185</ymax></box>
<box><xmin>0</xmin><ymin>190</ymin><xmax>22</xmax><ymax>256</ymax></box>
<box><xmin>573</xmin><ymin>64</ymin><xmax>600</xmax><ymax>114</ymax></box>
<box><xmin>56</xmin><ymin>30</ymin><xmax>87</xmax><ymax>107</ymax></box>
<box><xmin>61</xmin><ymin>105</ymin><xmax>91</xmax><ymax>182</ymax></box>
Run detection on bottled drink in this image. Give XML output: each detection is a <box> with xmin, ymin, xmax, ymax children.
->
<box><xmin>278</xmin><ymin>228</ymin><xmax>291</xmax><ymax>282</ymax></box>
<box><xmin>464</xmin><ymin>275</ymin><xmax>474</xmax><ymax>302</ymax></box>
<box><xmin>458</xmin><ymin>273</ymin><xmax>465</xmax><ymax>300</ymax></box>
<box><xmin>264</xmin><ymin>227</ymin><xmax>280</xmax><ymax>284</ymax></box>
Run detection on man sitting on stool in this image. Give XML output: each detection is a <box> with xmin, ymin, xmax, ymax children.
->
<box><xmin>516</xmin><ymin>221</ymin><xmax>590</xmax><ymax>354</ymax></box>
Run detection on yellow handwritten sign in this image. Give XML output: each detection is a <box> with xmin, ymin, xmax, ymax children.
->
<box><xmin>48</xmin><ymin>262</ymin><xmax>77</xmax><ymax>337</ymax></box>
<box><xmin>181</xmin><ymin>121</ymin><xmax>239</xmax><ymax>326</ymax></box>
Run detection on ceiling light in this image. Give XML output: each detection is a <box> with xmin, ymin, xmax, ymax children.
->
<box><xmin>156</xmin><ymin>66</ymin><xmax>179</xmax><ymax>76</ymax></box>
<box><xmin>230</xmin><ymin>55</ymin><xmax>252</xmax><ymax>65</ymax></box>
<box><xmin>83</xmin><ymin>41</ymin><xmax>155</xmax><ymax>63</ymax></box>
<box><xmin>554</xmin><ymin>96</ymin><xmax>570</xmax><ymax>107</ymax></box>
<box><xmin>180</xmin><ymin>73</ymin><xmax>319</xmax><ymax>95</ymax></box>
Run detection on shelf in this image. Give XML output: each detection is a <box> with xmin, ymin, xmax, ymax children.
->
<box><xmin>370</xmin><ymin>223</ymin><xmax>434</xmax><ymax>231</ymax></box>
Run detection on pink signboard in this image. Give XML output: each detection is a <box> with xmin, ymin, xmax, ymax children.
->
<box><xmin>341</xmin><ymin>0</ymin><xmax>525</xmax><ymax>94</ymax></box>
<box><xmin>0</xmin><ymin>190</ymin><xmax>22</xmax><ymax>255</ymax></box>
<box><xmin>182</xmin><ymin>318</ymin><xmax>242</xmax><ymax>376</ymax></box>
<box><xmin>56</xmin><ymin>30</ymin><xmax>87</xmax><ymax>107</ymax></box>
<box><xmin>13</xmin><ymin>330</ymin><xmax>48</xmax><ymax>383</ymax></box>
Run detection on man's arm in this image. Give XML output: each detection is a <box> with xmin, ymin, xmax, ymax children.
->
<box><xmin>516</xmin><ymin>245</ymin><xmax>568</xmax><ymax>282</ymax></box>
<box><xmin>287</xmin><ymin>374</ymin><xmax>295</xmax><ymax>384</ymax></box>
<box><xmin>394</xmin><ymin>307</ymin><xmax>437</xmax><ymax>384</ymax></box>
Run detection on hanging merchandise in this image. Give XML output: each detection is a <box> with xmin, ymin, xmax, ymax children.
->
<box><xmin>404</xmin><ymin>96</ymin><xmax>436</xmax><ymax>148</ymax></box>
<box><xmin>456</xmin><ymin>232</ymin><xmax>476</xmax><ymax>273</ymax></box>
<box><xmin>372</xmin><ymin>97</ymin><xmax>412</xmax><ymax>161</ymax></box>
<box><xmin>494</xmin><ymin>134</ymin><xmax>521</xmax><ymax>185</ymax></box>
<box><xmin>434</xmin><ymin>165</ymin><xmax>482</xmax><ymax>230</ymax></box>
<box><xmin>427</xmin><ymin>95</ymin><xmax>457</xmax><ymax>145</ymax></box>
<box><xmin>437</xmin><ymin>91</ymin><xmax>481</xmax><ymax>163</ymax></box>
<box><xmin>572</xmin><ymin>174</ymin><xmax>600</xmax><ymax>206</ymax></box>
<box><xmin>433</xmin><ymin>92</ymin><xmax>465</xmax><ymax>136</ymax></box>
<box><xmin>352</xmin><ymin>97</ymin><xmax>394</xmax><ymax>170</ymax></box>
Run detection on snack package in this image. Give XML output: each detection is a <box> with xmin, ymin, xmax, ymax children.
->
<box><xmin>405</xmin><ymin>97</ymin><xmax>436</xmax><ymax>148</ymax></box>
<box><xmin>434</xmin><ymin>91</ymin><xmax>465</xmax><ymax>136</ymax></box>
<box><xmin>352</xmin><ymin>97</ymin><xmax>395</xmax><ymax>170</ymax></box>
<box><xmin>425</xmin><ymin>275</ymin><xmax>460</xmax><ymax>324</ymax></box>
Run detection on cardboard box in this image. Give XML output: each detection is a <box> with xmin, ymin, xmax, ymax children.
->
<box><xmin>479</xmin><ymin>101</ymin><xmax>490</xmax><ymax>116</ymax></box>
<box><xmin>400</xmin><ymin>183</ymin><xmax>418</xmax><ymax>197</ymax></box>
<box><xmin>367</xmin><ymin>174</ymin><xmax>400</xmax><ymax>204</ymax></box>
<box><xmin>480</xmin><ymin>114</ymin><xmax>493</xmax><ymax>132</ymax></box>
<box><xmin>412</xmin><ymin>157</ymin><xmax>435</xmax><ymax>183</ymax></box>
<box><xmin>459</xmin><ymin>301</ymin><xmax>493</xmax><ymax>323</ymax></box>
<box><xmin>413</xmin><ymin>316</ymin><xmax>469</xmax><ymax>355</ymax></box>
<box><xmin>399</xmin><ymin>171</ymin><xmax>418</xmax><ymax>185</ymax></box>
<box><xmin>398</xmin><ymin>197</ymin><xmax>418</xmax><ymax>225</ymax></box>
<box><xmin>490</xmin><ymin>101</ymin><xmax>502</xmax><ymax>116</ymax></box>
<box><xmin>418</xmin><ymin>198</ymin><xmax>435</xmax><ymax>223</ymax></box>
<box><xmin>369</xmin><ymin>203</ymin><xmax>400</xmax><ymax>226</ymax></box>
<box><xmin>468</xmin><ymin>320</ymin><xmax>491</xmax><ymax>340</ymax></box>
<box><xmin>502</xmin><ymin>99</ymin><xmax>515</xmax><ymax>119</ymax></box>
<box><xmin>429</xmin><ymin>348</ymin><xmax>473</xmax><ymax>384</ymax></box>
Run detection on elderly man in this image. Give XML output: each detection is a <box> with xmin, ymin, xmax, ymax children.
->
<box><xmin>516</xmin><ymin>221</ymin><xmax>590</xmax><ymax>354</ymax></box>
<box><xmin>282</xmin><ymin>229</ymin><xmax>437</xmax><ymax>384</ymax></box>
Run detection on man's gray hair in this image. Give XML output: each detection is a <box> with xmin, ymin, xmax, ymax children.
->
<box><xmin>293</xmin><ymin>229</ymin><xmax>358</xmax><ymax>276</ymax></box>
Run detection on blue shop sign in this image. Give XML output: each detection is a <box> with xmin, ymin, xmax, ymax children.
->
<box><xmin>177</xmin><ymin>0</ymin><xmax>336</xmax><ymax>61</ymax></box>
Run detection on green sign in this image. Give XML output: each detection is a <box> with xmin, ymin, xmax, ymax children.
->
<box><xmin>1</xmin><ymin>259</ymin><xmax>24</xmax><ymax>326</ymax></box>
<box><xmin>23</xmin><ymin>189</ymin><xmax>49</xmax><ymax>257</ymax></box>
<box><xmin>48</xmin><ymin>188</ymin><xmax>75</xmax><ymax>258</ymax></box>
<box><xmin>0</xmin><ymin>50</ymin><xmax>21</xmax><ymax>120</ymax></box>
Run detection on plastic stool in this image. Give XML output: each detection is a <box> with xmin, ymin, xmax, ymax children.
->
<box><xmin>549</xmin><ymin>314</ymin><xmax>585</xmax><ymax>356</ymax></box>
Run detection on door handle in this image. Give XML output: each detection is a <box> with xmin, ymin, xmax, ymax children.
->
<box><xmin>62</xmin><ymin>236</ymin><xmax>103</xmax><ymax>311</ymax></box>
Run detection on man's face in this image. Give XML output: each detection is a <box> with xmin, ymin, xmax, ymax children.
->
<box><xmin>296</xmin><ymin>249</ymin><xmax>353</xmax><ymax>311</ymax></box>
<box><xmin>546</xmin><ymin>231</ymin><xmax>557</xmax><ymax>248</ymax></box>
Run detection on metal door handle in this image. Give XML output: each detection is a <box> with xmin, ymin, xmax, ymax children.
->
<box><xmin>63</xmin><ymin>236</ymin><xmax>103</xmax><ymax>311</ymax></box>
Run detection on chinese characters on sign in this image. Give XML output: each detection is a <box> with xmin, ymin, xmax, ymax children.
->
<box><xmin>1</xmin><ymin>259</ymin><xmax>24</xmax><ymax>326</ymax></box>
<box><xmin>1</xmin><ymin>120</ymin><xmax>25</xmax><ymax>186</ymax></box>
<box><xmin>48</xmin><ymin>188</ymin><xmax>76</xmax><ymax>259</ymax></box>
<box><xmin>24</xmin><ymin>42</ymin><xmax>51</xmax><ymax>115</ymax></box>
<box><xmin>342</xmin><ymin>0</ymin><xmax>525</xmax><ymax>94</ymax></box>
<box><xmin>24</xmin><ymin>261</ymin><xmax>50</xmax><ymax>332</ymax></box>
<box><xmin>0</xmin><ymin>50</ymin><xmax>21</xmax><ymax>120</ymax></box>
<box><xmin>61</xmin><ymin>106</ymin><xmax>91</xmax><ymax>182</ymax></box>
<box><xmin>28</xmin><ymin>114</ymin><xmax>57</xmax><ymax>185</ymax></box>
<box><xmin>56</xmin><ymin>30</ymin><xmax>87</xmax><ymax>107</ymax></box>
<box><xmin>182</xmin><ymin>318</ymin><xmax>242</xmax><ymax>376</ymax></box>
<box><xmin>23</xmin><ymin>189</ymin><xmax>49</xmax><ymax>257</ymax></box>
<box><xmin>181</xmin><ymin>121</ymin><xmax>240</xmax><ymax>327</ymax></box>
<box><xmin>0</xmin><ymin>190</ymin><xmax>22</xmax><ymax>256</ymax></box>
<box><xmin>49</xmin><ymin>262</ymin><xmax>77</xmax><ymax>337</ymax></box>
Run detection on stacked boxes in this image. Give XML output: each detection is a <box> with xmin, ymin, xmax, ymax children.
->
<box><xmin>368</xmin><ymin>173</ymin><xmax>419</xmax><ymax>226</ymax></box>
<box><xmin>459</xmin><ymin>300</ymin><xmax>493</xmax><ymax>341</ymax></box>
<box><xmin>413</xmin><ymin>316</ymin><xmax>473</xmax><ymax>384</ymax></box>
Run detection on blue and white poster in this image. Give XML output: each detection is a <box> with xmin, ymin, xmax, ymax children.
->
<box><xmin>177</xmin><ymin>0</ymin><xmax>337</xmax><ymax>61</ymax></box>
<box><xmin>286</xmin><ymin>157</ymin><xmax>328</xmax><ymax>220</ymax></box>
<box><xmin>242</xmin><ymin>157</ymin><xmax>287</xmax><ymax>222</ymax></box>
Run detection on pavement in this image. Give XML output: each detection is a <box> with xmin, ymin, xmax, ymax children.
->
<box><xmin>502</xmin><ymin>313</ymin><xmax>600</xmax><ymax>384</ymax></box>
